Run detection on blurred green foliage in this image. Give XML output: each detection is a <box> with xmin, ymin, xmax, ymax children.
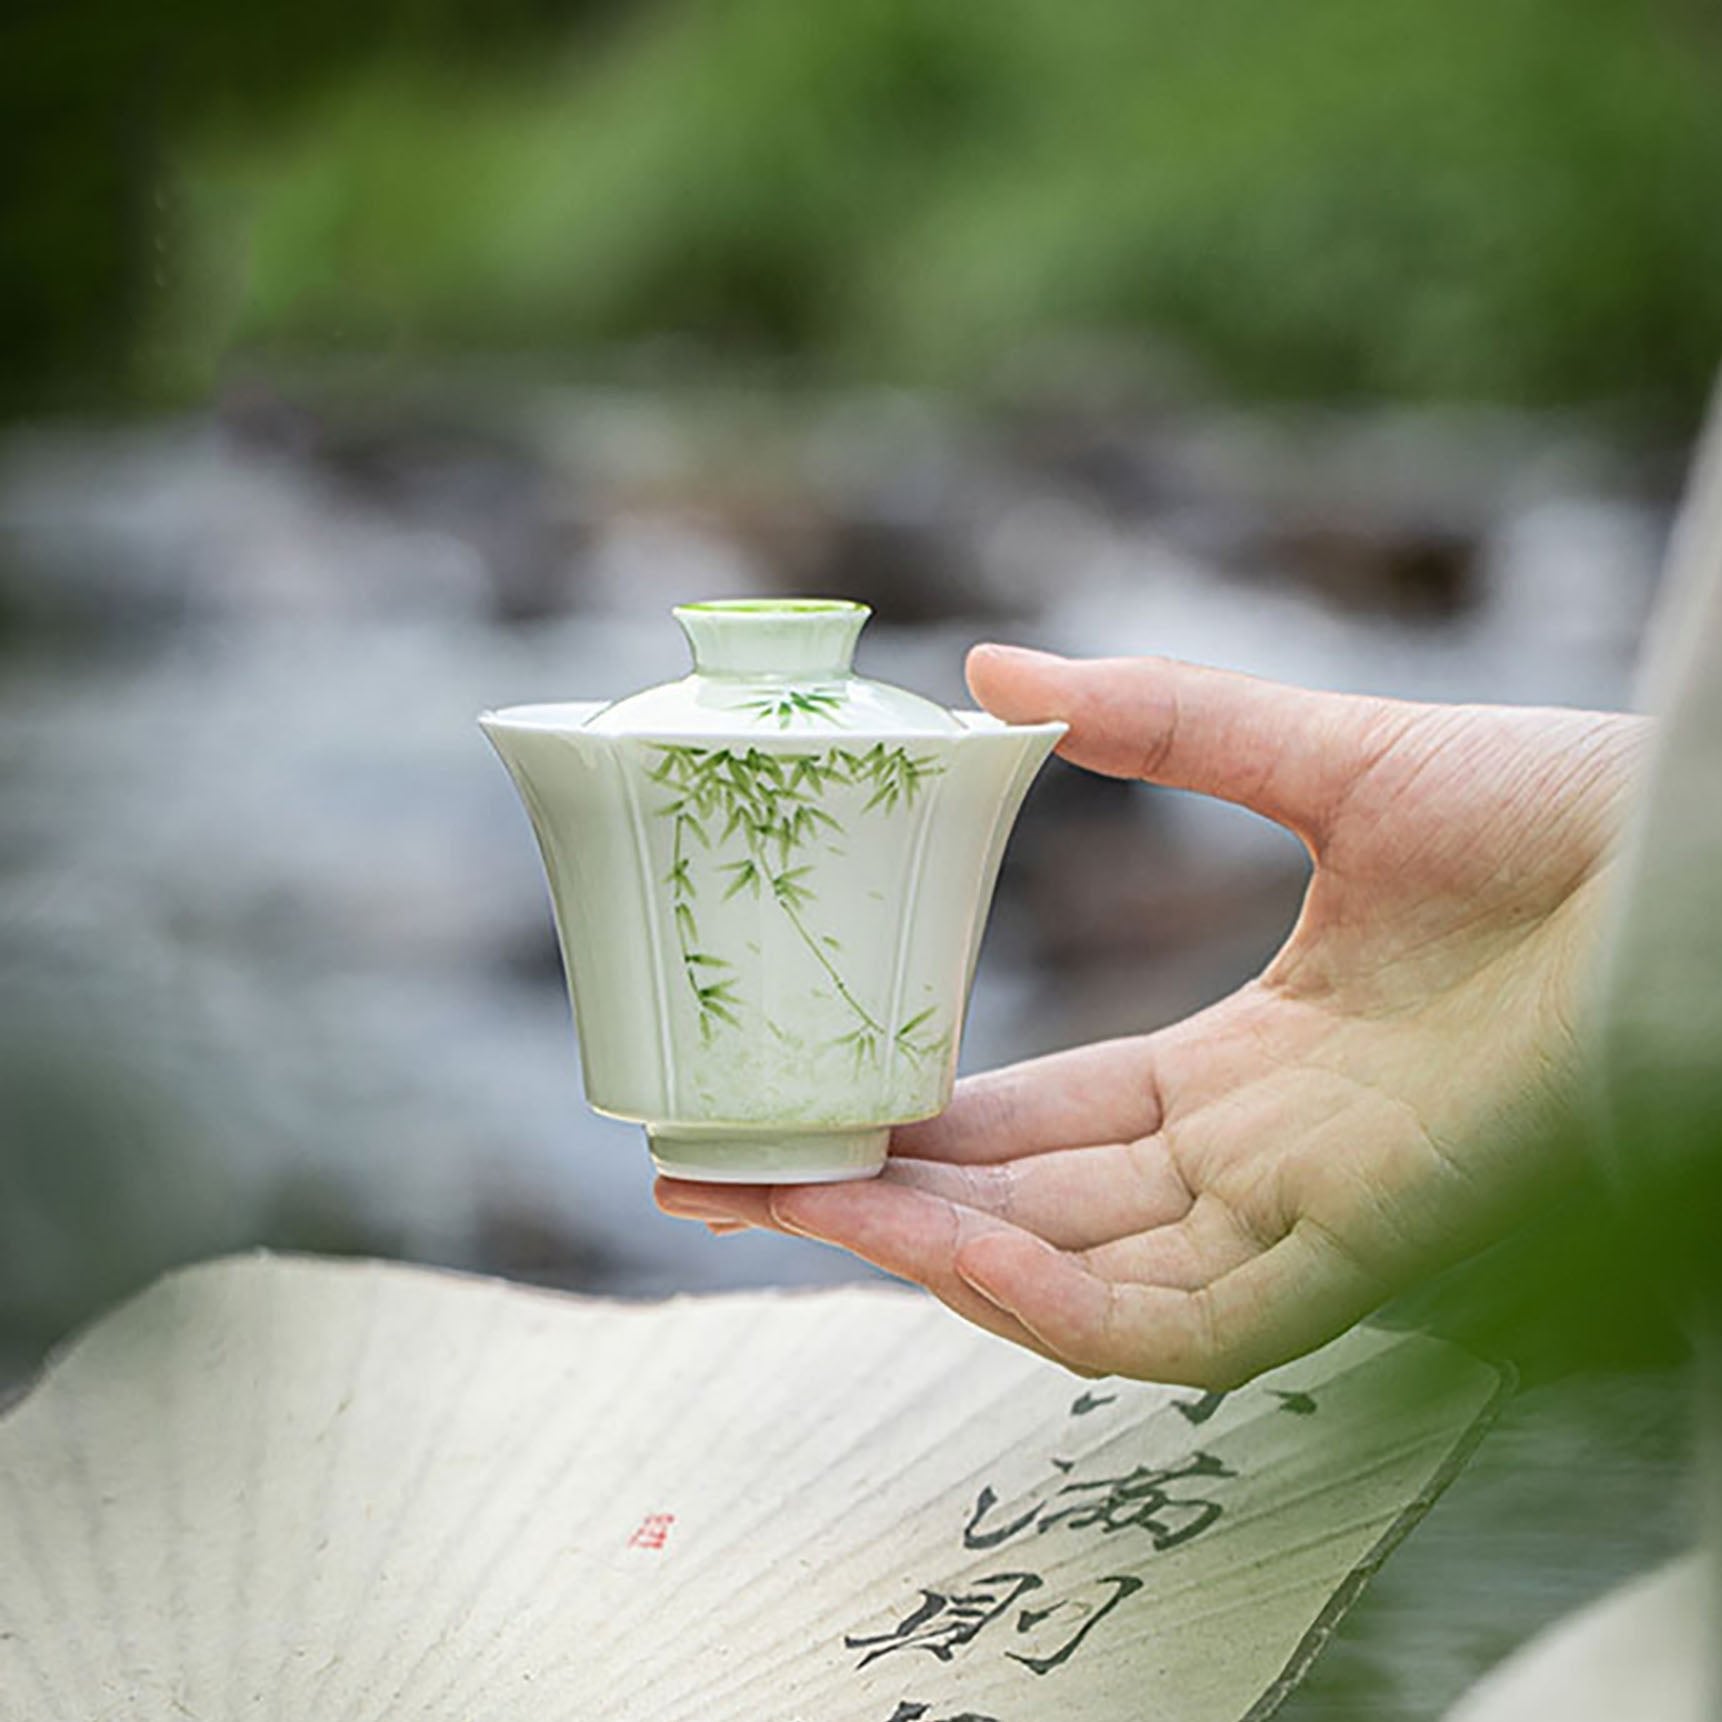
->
<box><xmin>11</xmin><ymin>0</ymin><xmax>1722</xmax><ymax>412</ymax></box>
<box><xmin>0</xmin><ymin>0</ymin><xmax>594</xmax><ymax>411</ymax></box>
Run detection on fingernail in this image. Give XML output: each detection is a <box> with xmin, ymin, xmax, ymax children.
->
<box><xmin>766</xmin><ymin>1192</ymin><xmax>825</xmax><ymax>1239</ymax></box>
<box><xmin>953</xmin><ymin>1236</ymin><xmax>1037</xmax><ymax>1315</ymax></box>
<box><xmin>971</xmin><ymin>642</ymin><xmax>1068</xmax><ymax>666</ymax></box>
<box><xmin>662</xmin><ymin>1195</ymin><xmax>746</xmax><ymax>1223</ymax></box>
<box><xmin>706</xmin><ymin>1220</ymin><xmax>750</xmax><ymax>1237</ymax></box>
<box><xmin>953</xmin><ymin>1262</ymin><xmax>1008</xmax><ymax>1310</ymax></box>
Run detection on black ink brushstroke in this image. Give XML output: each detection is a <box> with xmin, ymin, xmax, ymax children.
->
<box><xmin>1070</xmin><ymin>1389</ymin><xmax>1117</xmax><ymax>1416</ymax></box>
<box><xmin>1007</xmin><ymin>1575</ymin><xmax>1144</xmax><ymax>1675</ymax></box>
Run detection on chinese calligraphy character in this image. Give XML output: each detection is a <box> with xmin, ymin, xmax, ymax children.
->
<box><xmin>1008</xmin><ymin>1574</ymin><xmax>1143</xmax><ymax>1674</ymax></box>
<box><xmin>963</xmin><ymin>1450</ymin><xmax>1234</xmax><ymax>1551</ymax></box>
<box><xmin>854</xmin><ymin>1570</ymin><xmax>1143</xmax><ymax>1684</ymax></box>
<box><xmin>846</xmin><ymin>1572</ymin><xmax>1040</xmax><ymax>1668</ymax></box>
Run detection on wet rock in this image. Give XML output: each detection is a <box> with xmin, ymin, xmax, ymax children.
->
<box><xmin>465</xmin><ymin>1190</ymin><xmax>631</xmax><ymax>1293</ymax></box>
<box><xmin>0</xmin><ymin>420</ymin><xmax>494</xmax><ymax>623</ymax></box>
<box><xmin>988</xmin><ymin>401</ymin><xmax>1668</xmax><ymax>632</ymax></box>
<box><xmin>1244</xmin><ymin>515</ymin><xmax>1480</xmax><ymax>621</ymax></box>
<box><xmin>787</xmin><ymin>505</ymin><xmax>1003</xmax><ymax>625</ymax></box>
<box><xmin>220</xmin><ymin>384</ymin><xmax>591</xmax><ymax>623</ymax></box>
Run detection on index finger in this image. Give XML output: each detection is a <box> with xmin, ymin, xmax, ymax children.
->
<box><xmin>967</xmin><ymin>645</ymin><xmax>1411</xmax><ymax>850</ymax></box>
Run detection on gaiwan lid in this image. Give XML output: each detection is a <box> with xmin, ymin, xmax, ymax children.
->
<box><xmin>583</xmin><ymin>599</ymin><xmax>964</xmax><ymax>737</ymax></box>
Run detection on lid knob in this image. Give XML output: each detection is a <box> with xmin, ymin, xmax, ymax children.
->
<box><xmin>674</xmin><ymin>599</ymin><xmax>869</xmax><ymax>680</ymax></box>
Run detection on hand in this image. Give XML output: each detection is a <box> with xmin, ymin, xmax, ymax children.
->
<box><xmin>658</xmin><ymin>646</ymin><xmax>1647</xmax><ymax>1387</ymax></box>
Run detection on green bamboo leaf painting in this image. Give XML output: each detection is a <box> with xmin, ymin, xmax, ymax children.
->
<box><xmin>647</xmin><ymin>740</ymin><xmax>945</xmax><ymax>1059</ymax></box>
<box><xmin>741</xmin><ymin>688</ymin><xmax>846</xmax><ymax>728</ymax></box>
<box><xmin>721</xmin><ymin>859</ymin><xmax>762</xmax><ymax>899</ymax></box>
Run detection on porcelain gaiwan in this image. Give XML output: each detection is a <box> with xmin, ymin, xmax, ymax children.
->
<box><xmin>480</xmin><ymin>600</ymin><xmax>1064</xmax><ymax>1183</ymax></box>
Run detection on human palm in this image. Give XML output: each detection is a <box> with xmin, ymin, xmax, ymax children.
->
<box><xmin>658</xmin><ymin>646</ymin><xmax>1646</xmax><ymax>1387</ymax></box>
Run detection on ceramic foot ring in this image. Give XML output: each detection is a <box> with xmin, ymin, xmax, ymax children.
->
<box><xmin>648</xmin><ymin>1124</ymin><xmax>891</xmax><ymax>1183</ymax></box>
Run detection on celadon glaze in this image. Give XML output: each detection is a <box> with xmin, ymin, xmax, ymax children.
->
<box><xmin>480</xmin><ymin>599</ymin><xmax>1064</xmax><ymax>1182</ymax></box>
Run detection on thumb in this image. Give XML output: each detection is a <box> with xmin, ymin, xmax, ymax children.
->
<box><xmin>966</xmin><ymin>644</ymin><xmax>1411</xmax><ymax>846</ymax></box>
